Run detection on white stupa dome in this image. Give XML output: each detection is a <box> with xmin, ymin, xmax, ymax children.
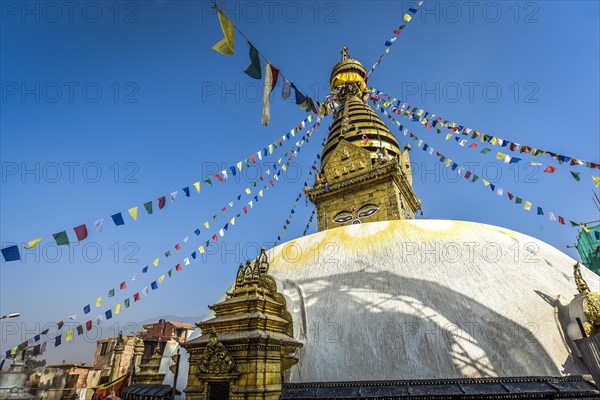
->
<box><xmin>260</xmin><ymin>219</ymin><xmax>599</xmax><ymax>382</ymax></box>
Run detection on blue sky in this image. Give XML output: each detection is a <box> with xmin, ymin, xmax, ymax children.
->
<box><xmin>1</xmin><ymin>1</ymin><xmax>598</xmax><ymax>364</ymax></box>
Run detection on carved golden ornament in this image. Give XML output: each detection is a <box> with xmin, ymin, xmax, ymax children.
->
<box><xmin>198</xmin><ymin>337</ymin><xmax>237</xmax><ymax>375</ymax></box>
<box><xmin>574</xmin><ymin>262</ymin><xmax>591</xmax><ymax>294</ymax></box>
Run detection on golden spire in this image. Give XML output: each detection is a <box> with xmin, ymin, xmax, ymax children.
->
<box><xmin>306</xmin><ymin>48</ymin><xmax>421</xmax><ymax>231</ymax></box>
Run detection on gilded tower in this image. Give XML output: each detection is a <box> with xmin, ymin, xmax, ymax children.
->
<box><xmin>307</xmin><ymin>48</ymin><xmax>420</xmax><ymax>231</ymax></box>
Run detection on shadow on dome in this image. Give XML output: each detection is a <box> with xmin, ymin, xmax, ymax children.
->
<box><xmin>284</xmin><ymin>269</ymin><xmax>587</xmax><ymax>382</ymax></box>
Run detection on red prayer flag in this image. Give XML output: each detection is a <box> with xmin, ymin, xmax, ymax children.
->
<box><xmin>33</xmin><ymin>344</ymin><xmax>41</xmax><ymax>356</ymax></box>
<box><xmin>74</xmin><ymin>224</ymin><xmax>88</xmax><ymax>241</ymax></box>
<box><xmin>133</xmin><ymin>292</ymin><xmax>140</xmax><ymax>302</ymax></box>
<box><xmin>243</xmin><ymin>207</ymin><xmax>248</xmax><ymax>214</ymax></box>
<box><xmin>158</xmin><ymin>196</ymin><xmax>166</xmax><ymax>209</ymax></box>
<box><xmin>120</xmin><ymin>281</ymin><xmax>126</xmax><ymax>290</ymax></box>
<box><xmin>543</xmin><ymin>166</ymin><xmax>558</xmax><ymax>173</ymax></box>
<box><xmin>57</xmin><ymin>321</ymin><xmax>64</xmax><ymax>330</ymax></box>
<box><xmin>175</xmin><ymin>263</ymin><xmax>182</xmax><ymax>271</ymax></box>
<box><xmin>269</xmin><ymin>64</ymin><xmax>280</xmax><ymax>92</ymax></box>
<box><xmin>558</xmin><ymin>216</ymin><xmax>565</xmax><ymax>225</ymax></box>
<box><xmin>175</xmin><ymin>243</ymin><xmax>180</xmax><ymax>251</ymax></box>
<box><xmin>269</xmin><ymin>179</ymin><xmax>274</xmax><ymax>186</ymax></box>
<box><xmin>468</xmin><ymin>143</ymin><xmax>478</xmax><ymax>148</ymax></box>
<box><xmin>212</xmin><ymin>234</ymin><xmax>218</xmax><ymax>242</ymax></box>
<box><xmin>86</xmin><ymin>320</ymin><xmax>92</xmax><ymax>331</ymax></box>
<box><xmin>221</xmin><ymin>207</ymin><xmax>227</xmax><ymax>214</ymax></box>
<box><xmin>520</xmin><ymin>146</ymin><xmax>531</xmax><ymax>153</ymax></box>
<box><xmin>508</xmin><ymin>193</ymin><xmax>514</xmax><ymax>200</ymax></box>
<box><xmin>250</xmin><ymin>154</ymin><xmax>256</xmax><ymax>163</ymax></box>
<box><xmin>213</xmin><ymin>173</ymin><xmax>223</xmax><ymax>182</ymax></box>
<box><xmin>464</xmin><ymin>171</ymin><xmax>472</xmax><ymax>179</ymax></box>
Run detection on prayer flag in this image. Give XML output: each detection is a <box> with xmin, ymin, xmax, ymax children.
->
<box><xmin>212</xmin><ymin>6</ymin><xmax>234</xmax><ymax>55</ymax></box>
<box><xmin>94</xmin><ymin>219</ymin><xmax>104</xmax><ymax>232</ymax></box>
<box><xmin>128</xmin><ymin>207</ymin><xmax>138</xmax><ymax>220</ymax></box>
<box><xmin>111</xmin><ymin>213</ymin><xmax>125</xmax><ymax>226</ymax></box>
<box><xmin>144</xmin><ymin>201</ymin><xmax>153</xmax><ymax>214</ymax></box>
<box><xmin>53</xmin><ymin>231</ymin><xmax>70</xmax><ymax>246</ymax></box>
<box><xmin>96</xmin><ymin>297</ymin><xmax>102</xmax><ymax>307</ymax></box>
<box><xmin>1</xmin><ymin>245</ymin><xmax>20</xmax><ymax>262</ymax></box>
<box><xmin>25</xmin><ymin>238</ymin><xmax>43</xmax><ymax>249</ymax></box>
<box><xmin>244</xmin><ymin>42</ymin><xmax>261</xmax><ymax>79</ymax></box>
<box><xmin>83</xmin><ymin>304</ymin><xmax>91</xmax><ymax>314</ymax></box>
<box><xmin>158</xmin><ymin>196</ymin><xmax>166</xmax><ymax>209</ymax></box>
<box><xmin>74</xmin><ymin>224</ymin><xmax>88</xmax><ymax>241</ymax></box>
<box><xmin>193</xmin><ymin>181</ymin><xmax>201</xmax><ymax>193</ymax></box>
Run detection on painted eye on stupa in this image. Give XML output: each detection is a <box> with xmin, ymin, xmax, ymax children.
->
<box><xmin>332</xmin><ymin>211</ymin><xmax>353</xmax><ymax>224</ymax></box>
<box><xmin>357</xmin><ymin>204</ymin><xmax>380</xmax><ymax>218</ymax></box>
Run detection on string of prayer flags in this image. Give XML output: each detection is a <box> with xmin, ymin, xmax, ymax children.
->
<box><xmin>371</xmin><ymin>92</ymin><xmax>599</xmax><ymax>184</ymax></box>
<box><xmin>368</xmin><ymin>0</ymin><xmax>423</xmax><ymax>75</ymax></box>
<box><xmin>211</xmin><ymin>5</ymin><xmax>234</xmax><ymax>56</ymax></box>
<box><xmin>0</xmin><ymin>115</ymin><xmax>330</xmax><ymax>362</ymax></box>
<box><xmin>381</xmin><ymin>108</ymin><xmax>585</xmax><ymax>231</ymax></box>
<box><xmin>2</xmin><ymin>110</ymin><xmax>330</xmax><ymax>261</ymax></box>
<box><xmin>370</xmin><ymin>87</ymin><xmax>600</xmax><ymax>173</ymax></box>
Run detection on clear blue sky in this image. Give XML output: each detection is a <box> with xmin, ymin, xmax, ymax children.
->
<box><xmin>1</xmin><ymin>1</ymin><xmax>598</xmax><ymax>364</ymax></box>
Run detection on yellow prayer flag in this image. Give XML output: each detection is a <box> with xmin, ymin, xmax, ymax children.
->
<box><xmin>158</xmin><ymin>275</ymin><xmax>165</xmax><ymax>284</ymax></box>
<box><xmin>290</xmin><ymin>129</ymin><xmax>295</xmax><ymax>137</ymax></box>
<box><xmin>203</xmin><ymin>221</ymin><xmax>210</xmax><ymax>229</ymax></box>
<box><xmin>199</xmin><ymin>245</ymin><xmax>205</xmax><ymax>254</ymax></box>
<box><xmin>490</xmin><ymin>137</ymin><xmax>498</xmax><ymax>145</ymax></box>
<box><xmin>245</xmin><ymin>188</ymin><xmax>251</xmax><ymax>194</ymax></box>
<box><xmin>25</xmin><ymin>238</ymin><xmax>43</xmax><ymax>249</ymax></box>
<box><xmin>66</xmin><ymin>329</ymin><xmax>73</xmax><ymax>342</ymax></box>
<box><xmin>11</xmin><ymin>347</ymin><xmax>17</xmax><ymax>355</ymax></box>
<box><xmin>193</xmin><ymin>181</ymin><xmax>200</xmax><ymax>193</ymax></box>
<box><xmin>581</xmin><ymin>224</ymin><xmax>591</xmax><ymax>233</ymax></box>
<box><xmin>268</xmin><ymin>144</ymin><xmax>273</xmax><ymax>154</ymax></box>
<box><xmin>417</xmin><ymin>109</ymin><xmax>424</xmax><ymax>116</ymax></box>
<box><xmin>417</xmin><ymin>139</ymin><xmax>423</xmax><ymax>147</ymax></box>
<box><xmin>236</xmin><ymin>161</ymin><xmax>243</xmax><ymax>172</ymax></box>
<box><xmin>153</xmin><ymin>258</ymin><xmax>159</xmax><ymax>266</ymax></box>
<box><xmin>593</xmin><ymin>176</ymin><xmax>600</xmax><ymax>187</ymax></box>
<box><xmin>496</xmin><ymin>152</ymin><xmax>505</xmax><ymax>160</ymax></box>
<box><xmin>282</xmin><ymin>165</ymin><xmax>287</xmax><ymax>172</ymax></box>
<box><xmin>308</xmin><ymin>115</ymin><xmax>313</xmax><ymax>122</ymax></box>
<box><xmin>96</xmin><ymin>297</ymin><xmax>102</xmax><ymax>307</ymax></box>
<box><xmin>259</xmin><ymin>190</ymin><xmax>263</xmax><ymax>197</ymax></box>
<box><xmin>128</xmin><ymin>206</ymin><xmax>138</xmax><ymax>221</ymax></box>
<box><xmin>403</xmin><ymin>13</ymin><xmax>412</xmax><ymax>22</ymax></box>
<box><xmin>277</xmin><ymin>158</ymin><xmax>282</xmax><ymax>164</ymax></box>
<box><xmin>483</xmin><ymin>179</ymin><xmax>490</xmax><ymax>186</ymax></box>
<box><xmin>445</xmin><ymin>133</ymin><xmax>452</xmax><ymax>140</ymax></box>
<box><xmin>115</xmin><ymin>303</ymin><xmax>121</xmax><ymax>314</ymax></box>
<box><xmin>211</xmin><ymin>7</ymin><xmax>235</xmax><ymax>56</ymax></box>
<box><xmin>445</xmin><ymin>159</ymin><xmax>452</xmax><ymax>167</ymax></box>
<box><xmin>230</xmin><ymin>217</ymin><xmax>235</xmax><ymax>225</ymax></box>
<box><xmin>524</xmin><ymin>201</ymin><xmax>532</xmax><ymax>211</ymax></box>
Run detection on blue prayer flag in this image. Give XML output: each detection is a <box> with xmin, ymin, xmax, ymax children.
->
<box><xmin>1</xmin><ymin>245</ymin><xmax>20</xmax><ymax>262</ymax></box>
<box><xmin>111</xmin><ymin>213</ymin><xmax>125</xmax><ymax>226</ymax></box>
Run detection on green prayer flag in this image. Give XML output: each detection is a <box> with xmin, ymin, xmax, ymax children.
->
<box><xmin>570</xmin><ymin>171</ymin><xmax>581</xmax><ymax>181</ymax></box>
<box><xmin>144</xmin><ymin>201</ymin><xmax>153</xmax><ymax>214</ymax></box>
<box><xmin>570</xmin><ymin>220</ymin><xmax>580</xmax><ymax>227</ymax></box>
<box><xmin>108</xmin><ymin>289</ymin><xmax>115</xmax><ymax>297</ymax></box>
<box><xmin>53</xmin><ymin>231</ymin><xmax>69</xmax><ymax>246</ymax></box>
<box><xmin>204</xmin><ymin>178</ymin><xmax>213</xmax><ymax>186</ymax></box>
<box><xmin>515</xmin><ymin>197</ymin><xmax>522</xmax><ymax>204</ymax></box>
<box><xmin>76</xmin><ymin>325</ymin><xmax>83</xmax><ymax>335</ymax></box>
<box><xmin>480</xmin><ymin>148</ymin><xmax>491</xmax><ymax>154</ymax></box>
<box><xmin>244</xmin><ymin>42</ymin><xmax>262</xmax><ymax>79</ymax></box>
<box><xmin>168</xmin><ymin>269</ymin><xmax>173</xmax><ymax>277</ymax></box>
<box><xmin>471</xmin><ymin>175</ymin><xmax>479</xmax><ymax>182</ymax></box>
<box><xmin>124</xmin><ymin>298</ymin><xmax>130</xmax><ymax>308</ymax></box>
<box><xmin>165</xmin><ymin>251</ymin><xmax>171</xmax><ymax>257</ymax></box>
<box><xmin>439</xmin><ymin>156</ymin><xmax>446</xmax><ymax>162</ymax></box>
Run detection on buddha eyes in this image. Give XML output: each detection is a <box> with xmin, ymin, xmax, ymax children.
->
<box><xmin>357</xmin><ymin>204</ymin><xmax>380</xmax><ymax>218</ymax></box>
<box><xmin>333</xmin><ymin>215</ymin><xmax>353</xmax><ymax>224</ymax></box>
<box><xmin>332</xmin><ymin>204</ymin><xmax>380</xmax><ymax>224</ymax></box>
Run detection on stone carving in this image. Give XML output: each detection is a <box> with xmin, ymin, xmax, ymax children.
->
<box><xmin>198</xmin><ymin>337</ymin><xmax>237</xmax><ymax>375</ymax></box>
